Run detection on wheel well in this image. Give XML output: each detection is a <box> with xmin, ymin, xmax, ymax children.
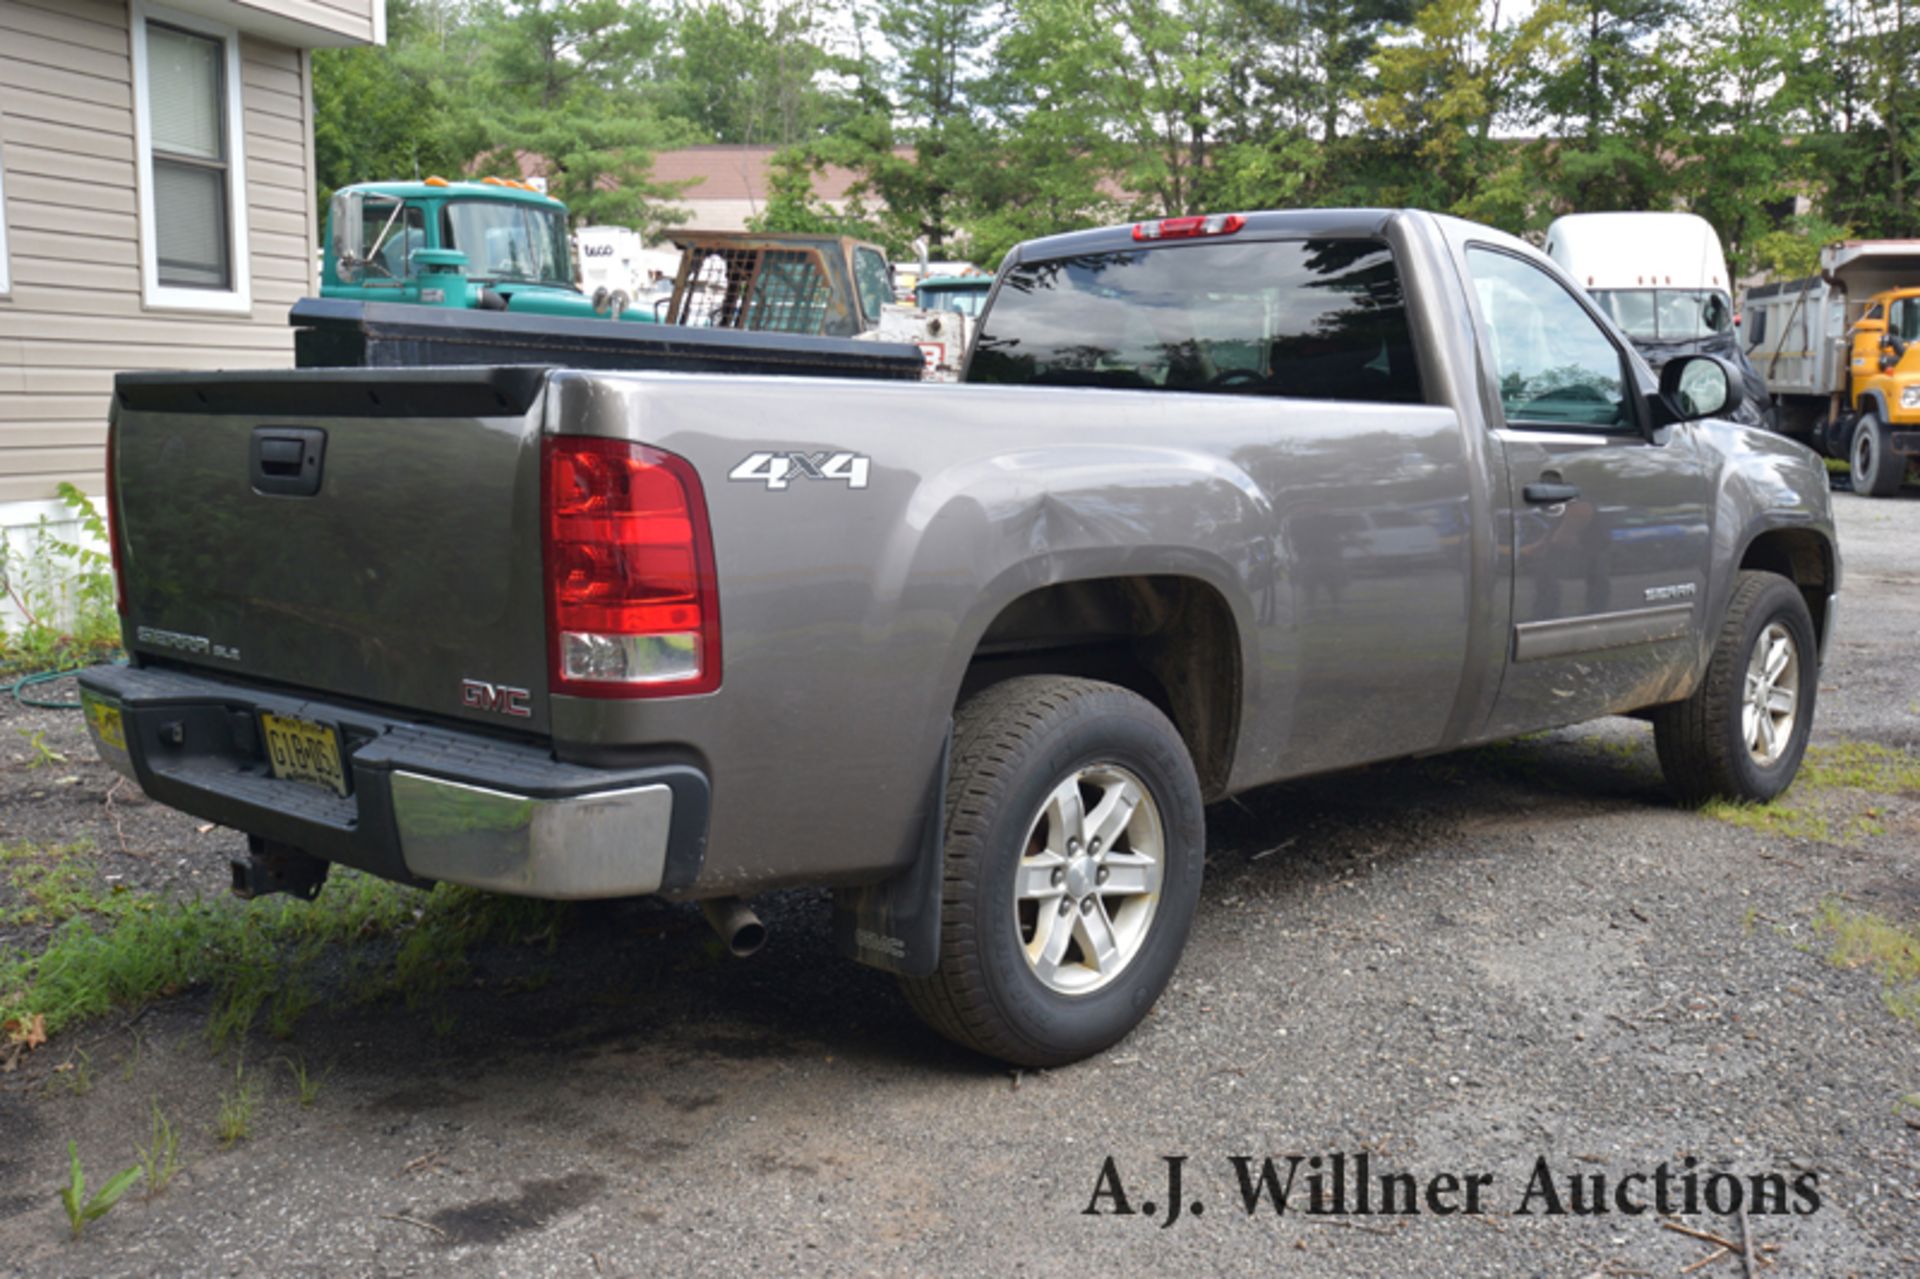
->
<box><xmin>1739</xmin><ymin>529</ymin><xmax>1833</xmax><ymax>649</ymax></box>
<box><xmin>959</xmin><ymin>576</ymin><xmax>1240</xmax><ymax>799</ymax></box>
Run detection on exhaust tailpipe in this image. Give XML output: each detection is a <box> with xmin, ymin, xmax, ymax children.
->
<box><xmin>700</xmin><ymin>897</ymin><xmax>767</xmax><ymax>958</ymax></box>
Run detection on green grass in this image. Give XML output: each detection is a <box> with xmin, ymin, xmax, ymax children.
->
<box><xmin>277</xmin><ymin>1055</ymin><xmax>325</xmax><ymax>1108</ymax></box>
<box><xmin>0</xmin><ymin>841</ymin><xmax>118</xmax><ymax>928</ymax></box>
<box><xmin>1698</xmin><ymin>740</ymin><xmax>1916</xmax><ymax>845</ymax></box>
<box><xmin>0</xmin><ymin>850</ymin><xmax>570</xmax><ymax>1046</ymax></box>
<box><xmin>1701</xmin><ymin>798</ymin><xmax>1833</xmax><ymax>841</ymax></box>
<box><xmin>1824</xmin><ymin>456</ymin><xmax>1850</xmax><ymax>475</ymax></box>
<box><xmin>136</xmin><ymin>1100</ymin><xmax>182</xmax><ymax>1198</ymax></box>
<box><xmin>1814</xmin><ymin>899</ymin><xmax>1920</xmax><ymax>1026</ymax></box>
<box><xmin>1798</xmin><ymin>741</ymin><xmax>1920</xmax><ymax>792</ymax></box>
<box><xmin>214</xmin><ymin>1061</ymin><xmax>255</xmax><ymax>1146</ymax></box>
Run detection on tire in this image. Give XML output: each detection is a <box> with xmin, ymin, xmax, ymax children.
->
<box><xmin>901</xmin><ymin>676</ymin><xmax>1204</xmax><ymax>1067</ymax></box>
<box><xmin>1821</xmin><ymin>413</ymin><xmax>1856</xmax><ymax>461</ymax></box>
<box><xmin>1850</xmin><ymin>407</ymin><xmax>1903</xmax><ymax>496</ymax></box>
<box><xmin>1653</xmin><ymin>571</ymin><xmax>1818</xmax><ymax>805</ymax></box>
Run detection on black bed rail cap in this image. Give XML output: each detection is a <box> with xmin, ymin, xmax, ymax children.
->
<box><xmin>113</xmin><ymin>364</ymin><xmax>556</xmax><ymax>418</ymax></box>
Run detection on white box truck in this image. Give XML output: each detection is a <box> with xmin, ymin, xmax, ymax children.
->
<box><xmin>1545</xmin><ymin>212</ymin><xmax>1772</xmax><ymax>428</ymax></box>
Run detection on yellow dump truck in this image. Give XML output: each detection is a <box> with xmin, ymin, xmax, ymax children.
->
<box><xmin>1745</xmin><ymin>240</ymin><xmax>1920</xmax><ymax>495</ymax></box>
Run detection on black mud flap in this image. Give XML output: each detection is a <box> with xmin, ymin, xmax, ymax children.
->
<box><xmin>833</xmin><ymin>724</ymin><xmax>950</xmax><ymax>978</ymax></box>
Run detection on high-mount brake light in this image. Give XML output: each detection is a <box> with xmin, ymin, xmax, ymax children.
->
<box><xmin>542</xmin><ymin>436</ymin><xmax>721</xmax><ymax>698</ymax></box>
<box><xmin>1132</xmin><ymin>213</ymin><xmax>1246</xmax><ymax>242</ymax></box>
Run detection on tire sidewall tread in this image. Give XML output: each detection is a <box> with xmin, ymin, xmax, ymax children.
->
<box><xmin>902</xmin><ymin>676</ymin><xmax>1204</xmax><ymax>1067</ymax></box>
<box><xmin>1655</xmin><ymin>571</ymin><xmax>1817</xmax><ymax>805</ymax></box>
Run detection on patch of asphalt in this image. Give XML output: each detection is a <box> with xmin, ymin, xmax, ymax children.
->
<box><xmin>0</xmin><ymin>492</ymin><xmax>1915</xmax><ymax>1277</ymax></box>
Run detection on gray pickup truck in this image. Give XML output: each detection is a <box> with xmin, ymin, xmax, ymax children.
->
<box><xmin>80</xmin><ymin>209</ymin><xmax>1838</xmax><ymax>1067</ymax></box>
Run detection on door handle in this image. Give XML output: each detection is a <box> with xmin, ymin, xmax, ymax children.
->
<box><xmin>1523</xmin><ymin>481</ymin><xmax>1581</xmax><ymax>504</ymax></box>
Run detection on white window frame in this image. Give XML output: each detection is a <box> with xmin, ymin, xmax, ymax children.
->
<box><xmin>0</xmin><ymin>124</ymin><xmax>12</xmax><ymax>298</ymax></box>
<box><xmin>130</xmin><ymin>1</ymin><xmax>251</xmax><ymax>315</ymax></box>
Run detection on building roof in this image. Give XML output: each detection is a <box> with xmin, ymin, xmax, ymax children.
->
<box><xmin>647</xmin><ymin>145</ymin><xmax>869</xmax><ymax>203</ymax></box>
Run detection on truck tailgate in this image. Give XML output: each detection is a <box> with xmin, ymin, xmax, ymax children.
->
<box><xmin>111</xmin><ymin>367</ymin><xmax>556</xmax><ymax>733</ymax></box>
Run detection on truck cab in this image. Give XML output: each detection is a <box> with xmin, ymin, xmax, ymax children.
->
<box><xmin>322</xmin><ymin>179</ymin><xmax>656</xmax><ymax>323</ymax></box>
<box><xmin>1843</xmin><ymin>286</ymin><xmax>1920</xmax><ymax>493</ymax></box>
<box><xmin>1545</xmin><ymin>212</ymin><xmax>1770</xmax><ymax>426</ymax></box>
<box><xmin>662</xmin><ymin>231</ymin><xmax>894</xmax><ymax>337</ymax></box>
<box><xmin>914</xmin><ymin>275</ymin><xmax>991</xmax><ymax>317</ymax></box>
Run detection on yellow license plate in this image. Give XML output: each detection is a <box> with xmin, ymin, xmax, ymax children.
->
<box><xmin>81</xmin><ymin>692</ymin><xmax>127</xmax><ymax>752</ymax></box>
<box><xmin>260</xmin><ymin>713</ymin><xmax>348</xmax><ymax>797</ymax></box>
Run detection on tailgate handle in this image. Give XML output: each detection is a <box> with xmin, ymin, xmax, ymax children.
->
<box><xmin>249</xmin><ymin>427</ymin><xmax>326</xmax><ymax>497</ymax></box>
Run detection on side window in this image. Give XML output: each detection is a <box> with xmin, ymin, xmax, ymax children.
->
<box><xmin>1466</xmin><ymin>247</ymin><xmax>1632</xmax><ymax>430</ymax></box>
<box><xmin>1892</xmin><ymin>298</ymin><xmax>1918</xmax><ymax>342</ymax></box>
<box><xmin>854</xmin><ymin>247</ymin><xmax>892</xmax><ymax>322</ymax></box>
<box><xmin>360</xmin><ymin>201</ymin><xmax>424</xmax><ymax>282</ymax></box>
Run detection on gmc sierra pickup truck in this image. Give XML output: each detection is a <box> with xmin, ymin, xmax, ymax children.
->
<box><xmin>80</xmin><ymin>209</ymin><xmax>1839</xmax><ymax>1067</ymax></box>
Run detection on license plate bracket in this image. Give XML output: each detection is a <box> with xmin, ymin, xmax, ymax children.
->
<box><xmin>259</xmin><ymin>712</ymin><xmax>349</xmax><ymax>798</ymax></box>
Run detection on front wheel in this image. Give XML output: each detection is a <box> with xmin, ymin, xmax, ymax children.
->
<box><xmin>1850</xmin><ymin>407</ymin><xmax>1904</xmax><ymax>496</ymax></box>
<box><xmin>901</xmin><ymin>676</ymin><xmax>1204</xmax><ymax>1067</ymax></box>
<box><xmin>1653</xmin><ymin>571</ymin><xmax>1817</xmax><ymax>805</ymax></box>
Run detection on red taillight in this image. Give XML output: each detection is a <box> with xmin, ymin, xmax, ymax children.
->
<box><xmin>542</xmin><ymin>436</ymin><xmax>720</xmax><ymax>697</ymax></box>
<box><xmin>1132</xmin><ymin>213</ymin><xmax>1245</xmax><ymax>242</ymax></box>
<box><xmin>105</xmin><ymin>423</ymin><xmax>126</xmax><ymax>615</ymax></box>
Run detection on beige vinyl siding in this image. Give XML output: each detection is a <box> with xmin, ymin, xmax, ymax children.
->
<box><xmin>244</xmin><ymin>0</ymin><xmax>375</xmax><ymax>45</ymax></box>
<box><xmin>0</xmin><ymin>1</ymin><xmax>320</xmax><ymax>505</ymax></box>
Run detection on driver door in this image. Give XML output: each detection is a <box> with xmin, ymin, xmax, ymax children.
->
<box><xmin>1465</xmin><ymin>245</ymin><xmax>1714</xmax><ymax>739</ymax></box>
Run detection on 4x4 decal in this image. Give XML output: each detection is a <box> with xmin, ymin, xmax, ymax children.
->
<box><xmin>728</xmin><ymin>451</ymin><xmax>870</xmax><ymax>491</ymax></box>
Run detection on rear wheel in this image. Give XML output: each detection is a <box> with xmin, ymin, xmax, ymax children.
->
<box><xmin>1850</xmin><ymin>407</ymin><xmax>1904</xmax><ymax>496</ymax></box>
<box><xmin>1653</xmin><ymin>571</ymin><xmax>1817</xmax><ymax>805</ymax></box>
<box><xmin>901</xmin><ymin>676</ymin><xmax>1204</xmax><ymax>1067</ymax></box>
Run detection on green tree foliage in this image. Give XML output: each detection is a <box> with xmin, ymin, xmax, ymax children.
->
<box><xmin>660</xmin><ymin>0</ymin><xmax>855</xmax><ymax>147</ymax></box>
<box><xmin>311</xmin><ymin>0</ymin><xmax>470</xmax><ymax>223</ymax></box>
<box><xmin>311</xmin><ymin>0</ymin><xmax>1920</xmax><ymax>271</ymax></box>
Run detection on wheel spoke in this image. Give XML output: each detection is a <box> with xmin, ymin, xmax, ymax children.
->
<box><xmin>1015</xmin><ymin>852</ymin><xmax>1067</xmax><ymax>900</ymax></box>
<box><xmin>1766</xmin><ymin>687</ymin><xmax>1795</xmax><ymax>714</ymax></box>
<box><xmin>1085</xmin><ymin>778</ymin><xmax>1141</xmax><ymax>852</ymax></box>
<box><xmin>1099</xmin><ymin>850</ymin><xmax>1158</xmax><ymax>896</ymax></box>
<box><xmin>1030</xmin><ymin>903</ymin><xmax>1075</xmax><ymax>983</ymax></box>
<box><xmin>1758</xmin><ymin>709</ymin><xmax>1779</xmax><ymax>757</ymax></box>
<box><xmin>1075</xmin><ymin>899</ymin><xmax>1120</xmax><ymax>974</ymax></box>
<box><xmin>1042</xmin><ymin>777</ymin><xmax>1086</xmax><ymax>854</ymax></box>
<box><xmin>1764</xmin><ymin>636</ymin><xmax>1791</xmax><ymax>681</ymax></box>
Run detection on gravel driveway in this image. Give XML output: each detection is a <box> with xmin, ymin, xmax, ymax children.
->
<box><xmin>1</xmin><ymin>489</ymin><xmax>1916</xmax><ymax>1278</ymax></box>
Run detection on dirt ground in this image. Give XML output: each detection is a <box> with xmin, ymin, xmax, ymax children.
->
<box><xmin>0</xmin><ymin>489</ymin><xmax>1916</xmax><ymax>1278</ymax></box>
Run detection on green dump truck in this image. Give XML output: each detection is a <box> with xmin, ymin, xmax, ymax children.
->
<box><xmin>322</xmin><ymin>177</ymin><xmax>655</xmax><ymax>322</ymax></box>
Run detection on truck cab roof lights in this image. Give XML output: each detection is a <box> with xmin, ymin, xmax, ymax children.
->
<box><xmin>1132</xmin><ymin>214</ymin><xmax>1246</xmax><ymax>242</ymax></box>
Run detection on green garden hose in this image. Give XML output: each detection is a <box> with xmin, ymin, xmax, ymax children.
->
<box><xmin>8</xmin><ymin>662</ymin><xmax>123</xmax><ymax>711</ymax></box>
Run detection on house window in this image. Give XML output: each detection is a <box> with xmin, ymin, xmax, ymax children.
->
<box><xmin>131</xmin><ymin>4</ymin><xmax>250</xmax><ymax>313</ymax></box>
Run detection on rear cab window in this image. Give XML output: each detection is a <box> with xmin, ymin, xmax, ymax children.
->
<box><xmin>967</xmin><ymin>238</ymin><xmax>1424</xmax><ymax>404</ymax></box>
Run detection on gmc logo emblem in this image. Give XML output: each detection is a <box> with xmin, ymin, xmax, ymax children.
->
<box><xmin>460</xmin><ymin>678</ymin><xmax>532</xmax><ymax>718</ymax></box>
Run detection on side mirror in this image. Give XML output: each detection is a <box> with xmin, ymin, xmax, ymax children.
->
<box><xmin>1655</xmin><ymin>353</ymin><xmax>1738</xmax><ymax>424</ymax></box>
<box><xmin>329</xmin><ymin>190</ymin><xmax>364</xmax><ymax>283</ymax></box>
